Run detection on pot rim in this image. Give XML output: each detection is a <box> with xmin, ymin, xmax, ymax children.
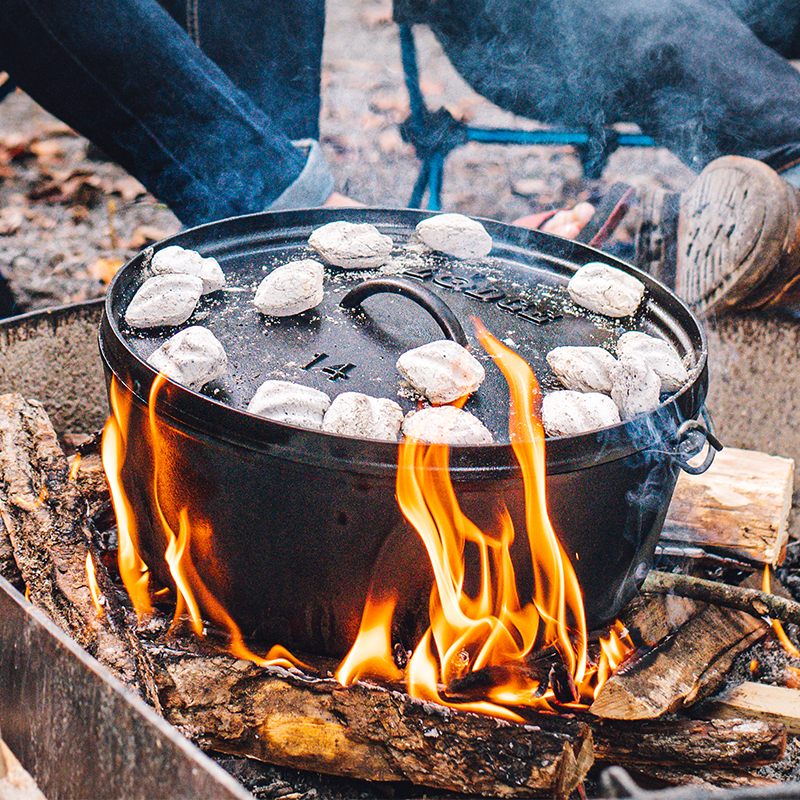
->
<box><xmin>101</xmin><ymin>207</ymin><xmax>709</xmax><ymax>477</ymax></box>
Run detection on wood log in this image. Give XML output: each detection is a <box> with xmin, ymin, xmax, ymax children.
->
<box><xmin>621</xmin><ymin>763</ymin><xmax>778</xmax><ymax>790</ymax></box>
<box><xmin>0</xmin><ymin>393</ymin><xmax>160</xmax><ymax>708</ymax></box>
<box><xmin>589</xmin><ymin>717</ymin><xmax>785</xmax><ymax>766</ymax></box>
<box><xmin>707</xmin><ymin>682</ymin><xmax>800</xmax><ymax>735</ymax></box>
<box><xmin>661</xmin><ymin>447</ymin><xmax>794</xmax><ymax>566</ymax></box>
<box><xmin>641</xmin><ymin>570</ymin><xmax>800</xmax><ymax>626</ymax></box>
<box><xmin>146</xmin><ymin>642</ymin><xmax>593</xmax><ymax>799</ymax></box>
<box><xmin>590</xmin><ymin>575</ymin><xmax>768</xmax><ymax>720</ymax></box>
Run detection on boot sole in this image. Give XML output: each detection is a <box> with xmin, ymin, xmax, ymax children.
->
<box><xmin>676</xmin><ymin>156</ymin><xmax>792</xmax><ymax>314</ymax></box>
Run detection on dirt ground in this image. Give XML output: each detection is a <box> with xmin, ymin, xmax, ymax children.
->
<box><xmin>0</xmin><ymin>0</ymin><xmax>696</xmax><ymax>315</ymax></box>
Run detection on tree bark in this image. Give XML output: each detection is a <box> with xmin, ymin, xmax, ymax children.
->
<box><xmin>642</xmin><ymin>570</ymin><xmax>800</xmax><ymax>625</ymax></box>
<box><xmin>147</xmin><ymin>641</ymin><xmax>593</xmax><ymax>799</ymax></box>
<box><xmin>0</xmin><ymin>393</ymin><xmax>160</xmax><ymax>709</ymax></box>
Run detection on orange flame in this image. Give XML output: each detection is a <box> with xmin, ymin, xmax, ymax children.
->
<box><xmin>102</xmin><ymin>373</ymin><xmax>307</xmax><ymax>671</ymax></box>
<box><xmin>763</xmin><ymin>566</ymin><xmax>800</xmax><ymax>657</ymax></box>
<box><xmin>85</xmin><ymin>551</ymin><xmax>104</xmax><ymax>617</ymax></box>
<box><xmin>337</xmin><ymin>321</ymin><xmax>633</xmax><ymax>715</ymax></box>
<box><xmin>102</xmin><ymin>378</ymin><xmax>152</xmax><ymax>619</ymax></box>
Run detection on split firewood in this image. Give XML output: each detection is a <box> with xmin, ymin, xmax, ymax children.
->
<box><xmin>707</xmin><ymin>682</ymin><xmax>800</xmax><ymax>735</ymax></box>
<box><xmin>0</xmin><ymin>393</ymin><xmax>160</xmax><ymax>709</ymax></box>
<box><xmin>590</xmin><ymin>574</ymin><xmax>768</xmax><ymax>720</ymax></box>
<box><xmin>661</xmin><ymin>447</ymin><xmax>794</xmax><ymax>566</ymax></box>
<box><xmin>145</xmin><ymin>642</ymin><xmax>592</xmax><ymax>799</ymax></box>
<box><xmin>589</xmin><ymin>717</ymin><xmax>785</xmax><ymax>767</ymax></box>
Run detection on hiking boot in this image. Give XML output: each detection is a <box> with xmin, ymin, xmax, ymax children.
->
<box><xmin>636</xmin><ymin>156</ymin><xmax>800</xmax><ymax>315</ymax></box>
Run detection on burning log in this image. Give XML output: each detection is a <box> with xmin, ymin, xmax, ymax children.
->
<box><xmin>146</xmin><ymin>641</ymin><xmax>593</xmax><ymax>799</ymax></box>
<box><xmin>0</xmin><ymin>393</ymin><xmax>160</xmax><ymax>708</ymax></box>
<box><xmin>3</xmin><ymin>392</ymin><xmax>793</xmax><ymax>793</ymax></box>
<box><xmin>590</xmin><ymin>574</ymin><xmax>768</xmax><ymax>720</ymax></box>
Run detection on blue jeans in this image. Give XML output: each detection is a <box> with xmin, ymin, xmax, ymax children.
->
<box><xmin>402</xmin><ymin>0</ymin><xmax>800</xmax><ymax>172</ymax></box>
<box><xmin>0</xmin><ymin>0</ymin><xmax>332</xmax><ymax>226</ymax></box>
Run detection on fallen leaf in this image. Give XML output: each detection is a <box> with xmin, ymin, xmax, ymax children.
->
<box><xmin>0</xmin><ymin>132</ymin><xmax>35</xmax><ymax>164</ymax></box>
<box><xmin>28</xmin><ymin>171</ymin><xmax>103</xmax><ymax>207</ymax></box>
<box><xmin>125</xmin><ymin>224</ymin><xmax>178</xmax><ymax>249</ymax></box>
<box><xmin>361</xmin><ymin>6</ymin><xmax>392</xmax><ymax>27</ymax></box>
<box><xmin>418</xmin><ymin>78</ymin><xmax>446</xmax><ymax>96</ymax></box>
<box><xmin>112</xmin><ymin>175</ymin><xmax>147</xmax><ymax>201</ymax></box>
<box><xmin>377</xmin><ymin>128</ymin><xmax>410</xmax><ymax>155</ymax></box>
<box><xmin>90</xmin><ymin>257</ymin><xmax>124</xmax><ymax>284</ymax></box>
<box><xmin>0</xmin><ymin>207</ymin><xmax>25</xmax><ymax>235</ymax></box>
<box><xmin>30</xmin><ymin>139</ymin><xmax>65</xmax><ymax>162</ymax></box>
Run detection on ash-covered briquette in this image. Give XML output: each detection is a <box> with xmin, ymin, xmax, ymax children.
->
<box><xmin>247</xmin><ymin>380</ymin><xmax>331</xmax><ymax>430</ymax></box>
<box><xmin>611</xmin><ymin>355</ymin><xmax>662</xmax><ymax>419</ymax></box>
<box><xmin>616</xmin><ymin>331</ymin><xmax>689</xmax><ymax>393</ymax></box>
<box><xmin>150</xmin><ymin>244</ymin><xmax>225</xmax><ymax>295</ymax></box>
<box><xmin>308</xmin><ymin>221</ymin><xmax>393</xmax><ymax>269</ymax></box>
<box><xmin>567</xmin><ymin>262</ymin><xmax>645</xmax><ymax>318</ymax></box>
<box><xmin>396</xmin><ymin>339</ymin><xmax>486</xmax><ymax>405</ymax></box>
<box><xmin>402</xmin><ymin>405</ymin><xmax>494</xmax><ymax>445</ymax></box>
<box><xmin>125</xmin><ymin>273</ymin><xmax>203</xmax><ymax>328</ymax></box>
<box><xmin>546</xmin><ymin>345</ymin><xmax>617</xmax><ymax>394</ymax></box>
<box><xmin>146</xmin><ymin>326</ymin><xmax>227</xmax><ymax>391</ymax></box>
<box><xmin>322</xmin><ymin>392</ymin><xmax>403</xmax><ymax>441</ymax></box>
<box><xmin>542</xmin><ymin>390</ymin><xmax>621</xmax><ymax>437</ymax></box>
<box><xmin>253</xmin><ymin>259</ymin><xmax>324</xmax><ymax>317</ymax></box>
<box><xmin>414</xmin><ymin>213</ymin><xmax>493</xmax><ymax>260</ymax></box>
<box><xmin>123</xmin><ymin>220</ymin><xmax>691</xmax><ymax>443</ymax></box>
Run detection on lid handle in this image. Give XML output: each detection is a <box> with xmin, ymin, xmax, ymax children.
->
<box><xmin>339</xmin><ymin>277</ymin><xmax>469</xmax><ymax>347</ymax></box>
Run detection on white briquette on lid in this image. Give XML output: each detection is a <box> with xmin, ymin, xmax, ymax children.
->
<box><xmin>402</xmin><ymin>405</ymin><xmax>494</xmax><ymax>445</ymax></box>
<box><xmin>322</xmin><ymin>392</ymin><xmax>404</xmax><ymax>441</ymax></box>
<box><xmin>567</xmin><ymin>262</ymin><xmax>645</xmax><ymax>318</ymax></box>
<box><xmin>150</xmin><ymin>244</ymin><xmax>225</xmax><ymax>294</ymax></box>
<box><xmin>542</xmin><ymin>390</ymin><xmax>621</xmax><ymax>437</ymax></box>
<box><xmin>253</xmin><ymin>259</ymin><xmax>324</xmax><ymax>317</ymax></box>
<box><xmin>415</xmin><ymin>213</ymin><xmax>492</xmax><ymax>260</ymax></box>
<box><xmin>396</xmin><ymin>339</ymin><xmax>485</xmax><ymax>404</ymax></box>
<box><xmin>125</xmin><ymin>273</ymin><xmax>203</xmax><ymax>328</ymax></box>
<box><xmin>546</xmin><ymin>346</ymin><xmax>617</xmax><ymax>394</ymax></box>
<box><xmin>308</xmin><ymin>221</ymin><xmax>393</xmax><ymax>269</ymax></box>
<box><xmin>247</xmin><ymin>380</ymin><xmax>331</xmax><ymax>430</ymax></box>
<box><xmin>611</xmin><ymin>355</ymin><xmax>662</xmax><ymax>419</ymax></box>
<box><xmin>616</xmin><ymin>331</ymin><xmax>689</xmax><ymax>393</ymax></box>
<box><xmin>146</xmin><ymin>326</ymin><xmax>227</xmax><ymax>391</ymax></box>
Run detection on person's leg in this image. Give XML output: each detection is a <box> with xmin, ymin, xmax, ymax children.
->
<box><xmin>724</xmin><ymin>0</ymin><xmax>800</xmax><ymax>58</ymax></box>
<box><xmin>424</xmin><ymin>0</ymin><xmax>800</xmax><ymax>172</ymax></box>
<box><xmin>0</xmin><ymin>0</ymin><xmax>332</xmax><ymax>226</ymax></box>
<box><xmin>158</xmin><ymin>0</ymin><xmax>325</xmax><ymax>140</ymax></box>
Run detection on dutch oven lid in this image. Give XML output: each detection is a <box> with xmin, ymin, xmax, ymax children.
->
<box><xmin>100</xmin><ymin>207</ymin><xmax>708</xmax><ymax>477</ymax></box>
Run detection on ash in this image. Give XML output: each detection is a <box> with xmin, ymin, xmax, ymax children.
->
<box><xmin>211</xmin><ymin>754</ymin><xmax>467</xmax><ymax>800</ymax></box>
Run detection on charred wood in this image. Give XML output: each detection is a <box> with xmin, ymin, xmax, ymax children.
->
<box><xmin>0</xmin><ymin>393</ymin><xmax>160</xmax><ymax>708</ymax></box>
<box><xmin>144</xmin><ymin>641</ymin><xmax>593</xmax><ymax>799</ymax></box>
<box><xmin>589</xmin><ymin>717</ymin><xmax>785</xmax><ymax>767</ymax></box>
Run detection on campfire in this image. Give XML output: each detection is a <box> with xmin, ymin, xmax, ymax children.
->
<box><xmin>102</xmin><ymin>314</ymin><xmax>634</xmax><ymax>724</ymax></box>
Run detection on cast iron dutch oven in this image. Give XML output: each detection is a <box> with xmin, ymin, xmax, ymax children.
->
<box><xmin>99</xmin><ymin>208</ymin><xmax>715</xmax><ymax>656</ymax></box>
